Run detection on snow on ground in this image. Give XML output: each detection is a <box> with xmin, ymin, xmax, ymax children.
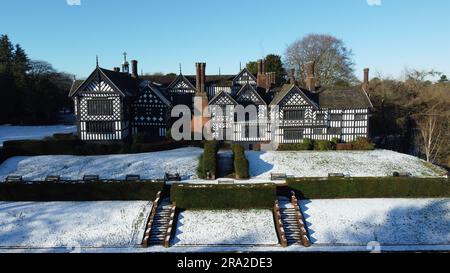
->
<box><xmin>0</xmin><ymin>147</ymin><xmax>202</xmax><ymax>181</ymax></box>
<box><xmin>301</xmin><ymin>198</ymin><xmax>450</xmax><ymax>246</ymax></box>
<box><xmin>0</xmin><ymin>125</ymin><xmax>76</xmax><ymax>146</ymax></box>
<box><xmin>0</xmin><ymin>201</ymin><xmax>152</xmax><ymax>249</ymax></box>
<box><xmin>246</xmin><ymin>149</ymin><xmax>445</xmax><ymax>178</ymax></box>
<box><xmin>172</xmin><ymin>210</ymin><xmax>279</xmax><ymax>246</ymax></box>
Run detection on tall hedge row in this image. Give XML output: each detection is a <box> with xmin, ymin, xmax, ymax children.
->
<box><xmin>171</xmin><ymin>183</ymin><xmax>276</xmax><ymax>209</ymax></box>
<box><xmin>287</xmin><ymin>177</ymin><xmax>450</xmax><ymax>199</ymax></box>
<box><xmin>1</xmin><ymin>138</ymin><xmax>201</xmax><ymax>158</ymax></box>
<box><xmin>232</xmin><ymin>144</ymin><xmax>249</xmax><ymax>179</ymax></box>
<box><xmin>0</xmin><ymin>180</ymin><xmax>164</xmax><ymax>201</ymax></box>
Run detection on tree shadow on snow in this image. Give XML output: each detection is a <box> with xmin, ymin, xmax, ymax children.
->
<box><xmin>246</xmin><ymin>151</ymin><xmax>274</xmax><ymax>177</ymax></box>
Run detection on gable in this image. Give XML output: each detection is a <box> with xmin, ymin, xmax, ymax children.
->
<box><xmin>235</xmin><ymin>84</ymin><xmax>266</xmax><ymax>105</ymax></box>
<box><xmin>135</xmin><ymin>85</ymin><xmax>171</xmax><ymax>107</ymax></box>
<box><xmin>167</xmin><ymin>75</ymin><xmax>196</xmax><ymax>94</ymax></box>
<box><xmin>209</xmin><ymin>91</ymin><xmax>237</xmax><ymax>106</ymax></box>
<box><xmin>272</xmin><ymin>85</ymin><xmax>318</xmax><ymax>109</ymax></box>
<box><xmin>232</xmin><ymin>68</ymin><xmax>257</xmax><ymax>86</ymax></box>
<box><xmin>70</xmin><ymin>68</ymin><xmax>125</xmax><ymax>97</ymax></box>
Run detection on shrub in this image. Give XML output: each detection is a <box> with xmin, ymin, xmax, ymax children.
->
<box><xmin>336</xmin><ymin>143</ymin><xmax>353</xmax><ymax>150</ymax></box>
<box><xmin>0</xmin><ymin>180</ymin><xmax>164</xmax><ymax>201</ymax></box>
<box><xmin>171</xmin><ymin>183</ymin><xmax>276</xmax><ymax>209</ymax></box>
<box><xmin>196</xmin><ymin>154</ymin><xmax>205</xmax><ymax>178</ymax></box>
<box><xmin>232</xmin><ymin>144</ymin><xmax>249</xmax><ymax>179</ymax></box>
<box><xmin>278</xmin><ymin>139</ymin><xmax>314</xmax><ymax>151</ymax></box>
<box><xmin>197</xmin><ymin>140</ymin><xmax>218</xmax><ymax>179</ymax></box>
<box><xmin>314</xmin><ymin>140</ymin><xmax>334</xmax><ymax>151</ymax></box>
<box><xmin>351</xmin><ymin>137</ymin><xmax>375</xmax><ymax>150</ymax></box>
<box><xmin>287</xmin><ymin>177</ymin><xmax>450</xmax><ymax>199</ymax></box>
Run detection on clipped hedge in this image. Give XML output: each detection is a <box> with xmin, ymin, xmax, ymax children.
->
<box><xmin>287</xmin><ymin>177</ymin><xmax>450</xmax><ymax>199</ymax></box>
<box><xmin>171</xmin><ymin>183</ymin><xmax>276</xmax><ymax>209</ymax></box>
<box><xmin>197</xmin><ymin>140</ymin><xmax>218</xmax><ymax>179</ymax></box>
<box><xmin>0</xmin><ymin>147</ymin><xmax>14</xmax><ymax>165</ymax></box>
<box><xmin>232</xmin><ymin>144</ymin><xmax>249</xmax><ymax>179</ymax></box>
<box><xmin>0</xmin><ymin>180</ymin><xmax>164</xmax><ymax>201</ymax></box>
<box><xmin>277</xmin><ymin>139</ymin><xmax>314</xmax><ymax>151</ymax></box>
<box><xmin>2</xmin><ymin>138</ymin><xmax>200</xmax><ymax>157</ymax></box>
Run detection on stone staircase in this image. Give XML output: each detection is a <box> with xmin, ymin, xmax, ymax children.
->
<box><xmin>147</xmin><ymin>198</ymin><xmax>175</xmax><ymax>246</ymax></box>
<box><xmin>277</xmin><ymin>195</ymin><xmax>311</xmax><ymax>246</ymax></box>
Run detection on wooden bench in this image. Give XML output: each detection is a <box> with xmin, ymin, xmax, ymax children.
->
<box><xmin>45</xmin><ymin>175</ymin><xmax>60</xmax><ymax>182</ymax></box>
<box><xmin>165</xmin><ymin>173</ymin><xmax>181</xmax><ymax>182</ymax></box>
<box><xmin>83</xmin><ymin>175</ymin><xmax>99</xmax><ymax>182</ymax></box>
<box><xmin>328</xmin><ymin>173</ymin><xmax>345</xmax><ymax>177</ymax></box>
<box><xmin>271</xmin><ymin>173</ymin><xmax>287</xmax><ymax>181</ymax></box>
<box><xmin>393</xmin><ymin>171</ymin><xmax>412</xmax><ymax>177</ymax></box>
<box><xmin>5</xmin><ymin>176</ymin><xmax>23</xmax><ymax>183</ymax></box>
<box><xmin>125</xmin><ymin>174</ymin><xmax>141</xmax><ymax>181</ymax></box>
<box><xmin>218</xmin><ymin>179</ymin><xmax>234</xmax><ymax>185</ymax></box>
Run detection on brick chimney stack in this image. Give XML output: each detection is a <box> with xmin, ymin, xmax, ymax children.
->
<box><xmin>200</xmin><ymin>63</ymin><xmax>206</xmax><ymax>94</ymax></box>
<box><xmin>305</xmin><ymin>61</ymin><xmax>316</xmax><ymax>92</ymax></box>
<box><xmin>131</xmin><ymin>60</ymin><xmax>138</xmax><ymax>78</ymax></box>
<box><xmin>289</xmin><ymin>68</ymin><xmax>296</xmax><ymax>84</ymax></box>
<box><xmin>195</xmin><ymin>62</ymin><xmax>206</xmax><ymax>94</ymax></box>
<box><xmin>257</xmin><ymin>60</ymin><xmax>263</xmax><ymax>76</ymax></box>
<box><xmin>363</xmin><ymin>68</ymin><xmax>370</xmax><ymax>91</ymax></box>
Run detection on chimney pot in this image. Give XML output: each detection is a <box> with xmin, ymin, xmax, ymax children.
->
<box><xmin>113</xmin><ymin>67</ymin><xmax>120</xmax><ymax>72</ymax></box>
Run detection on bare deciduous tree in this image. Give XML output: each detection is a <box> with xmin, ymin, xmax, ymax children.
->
<box><xmin>284</xmin><ymin>34</ymin><xmax>356</xmax><ymax>87</ymax></box>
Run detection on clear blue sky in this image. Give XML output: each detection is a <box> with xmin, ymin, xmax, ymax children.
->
<box><xmin>1</xmin><ymin>0</ymin><xmax>449</xmax><ymax>79</ymax></box>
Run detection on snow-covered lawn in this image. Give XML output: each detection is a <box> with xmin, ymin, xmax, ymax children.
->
<box><xmin>0</xmin><ymin>147</ymin><xmax>202</xmax><ymax>181</ymax></box>
<box><xmin>0</xmin><ymin>201</ymin><xmax>152</xmax><ymax>249</ymax></box>
<box><xmin>301</xmin><ymin>198</ymin><xmax>450</xmax><ymax>246</ymax></box>
<box><xmin>173</xmin><ymin>210</ymin><xmax>279</xmax><ymax>246</ymax></box>
<box><xmin>247</xmin><ymin>149</ymin><xmax>445</xmax><ymax>178</ymax></box>
<box><xmin>0</xmin><ymin>125</ymin><xmax>76</xmax><ymax>146</ymax></box>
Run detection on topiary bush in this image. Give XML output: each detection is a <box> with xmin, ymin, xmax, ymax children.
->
<box><xmin>232</xmin><ymin>144</ymin><xmax>249</xmax><ymax>179</ymax></box>
<box><xmin>197</xmin><ymin>140</ymin><xmax>218</xmax><ymax>179</ymax></box>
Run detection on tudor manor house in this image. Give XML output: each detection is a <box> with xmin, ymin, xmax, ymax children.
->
<box><xmin>69</xmin><ymin>54</ymin><xmax>373</xmax><ymax>146</ymax></box>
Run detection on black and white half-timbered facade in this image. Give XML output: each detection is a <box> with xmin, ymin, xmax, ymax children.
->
<box><xmin>70</xmin><ymin>56</ymin><xmax>372</xmax><ymax>144</ymax></box>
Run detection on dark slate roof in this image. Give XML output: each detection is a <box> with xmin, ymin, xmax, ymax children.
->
<box><xmin>141</xmin><ymin>74</ymin><xmax>235</xmax><ymax>89</ymax></box>
<box><xmin>99</xmin><ymin>68</ymin><xmax>139</xmax><ymax>96</ymax></box>
<box><xmin>317</xmin><ymin>88</ymin><xmax>373</xmax><ymax>108</ymax></box>
<box><xmin>269</xmin><ymin>84</ymin><xmax>372</xmax><ymax>109</ymax></box>
<box><xmin>69</xmin><ymin>67</ymin><xmax>139</xmax><ymax>97</ymax></box>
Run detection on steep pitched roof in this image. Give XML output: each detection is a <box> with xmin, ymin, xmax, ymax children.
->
<box><xmin>69</xmin><ymin>67</ymin><xmax>138</xmax><ymax>97</ymax></box>
<box><xmin>166</xmin><ymin>74</ymin><xmax>197</xmax><ymax>91</ymax></box>
<box><xmin>209</xmin><ymin>90</ymin><xmax>238</xmax><ymax>105</ymax></box>
<box><xmin>232</xmin><ymin>68</ymin><xmax>257</xmax><ymax>84</ymax></box>
<box><xmin>269</xmin><ymin>84</ymin><xmax>319</xmax><ymax>109</ymax></box>
<box><xmin>69</xmin><ymin>80</ymin><xmax>84</xmax><ymax>97</ymax></box>
<box><xmin>235</xmin><ymin>84</ymin><xmax>267</xmax><ymax>105</ymax></box>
